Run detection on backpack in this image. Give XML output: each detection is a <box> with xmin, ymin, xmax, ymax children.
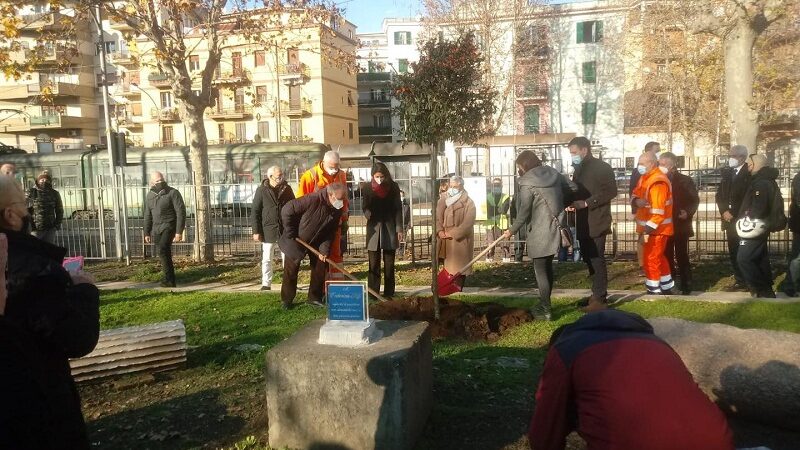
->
<box><xmin>768</xmin><ymin>181</ymin><xmax>787</xmax><ymax>233</ymax></box>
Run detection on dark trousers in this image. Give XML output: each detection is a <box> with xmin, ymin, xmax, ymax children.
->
<box><xmin>532</xmin><ymin>256</ymin><xmax>554</xmax><ymax>311</ymax></box>
<box><xmin>281</xmin><ymin>252</ymin><xmax>327</xmax><ymax>306</ymax></box>
<box><xmin>154</xmin><ymin>228</ymin><xmax>176</xmax><ymax>285</ymax></box>
<box><xmin>368</xmin><ymin>250</ymin><xmax>396</xmax><ymax>297</ymax></box>
<box><xmin>726</xmin><ymin>228</ymin><xmax>745</xmax><ymax>283</ymax></box>
<box><xmin>785</xmin><ymin>232</ymin><xmax>800</xmax><ymax>295</ymax></box>
<box><xmin>666</xmin><ymin>234</ymin><xmax>692</xmax><ymax>291</ymax></box>
<box><xmin>515</xmin><ymin>227</ymin><xmax>527</xmax><ymax>261</ymax></box>
<box><xmin>579</xmin><ymin>234</ymin><xmax>608</xmax><ymax>298</ymax></box>
<box><xmin>737</xmin><ymin>237</ymin><xmax>773</xmax><ymax>294</ymax></box>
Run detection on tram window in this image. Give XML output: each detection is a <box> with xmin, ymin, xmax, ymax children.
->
<box><xmin>209</xmin><ymin>160</ymin><xmax>229</xmax><ymax>184</ymax></box>
<box><xmin>58</xmin><ymin>165</ymin><xmax>79</xmax><ymax>188</ymax></box>
<box><xmin>166</xmin><ymin>161</ymin><xmax>190</xmax><ymax>185</ymax></box>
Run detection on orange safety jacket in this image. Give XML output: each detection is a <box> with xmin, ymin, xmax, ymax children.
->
<box><xmin>632</xmin><ymin>168</ymin><xmax>674</xmax><ymax>236</ymax></box>
<box><xmin>296</xmin><ymin>162</ymin><xmax>349</xmax><ymax>219</ymax></box>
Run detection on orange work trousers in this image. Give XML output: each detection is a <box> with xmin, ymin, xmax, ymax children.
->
<box><xmin>326</xmin><ymin>228</ymin><xmax>345</xmax><ymax>281</ymax></box>
<box><xmin>643</xmin><ymin>234</ymin><xmax>675</xmax><ymax>294</ymax></box>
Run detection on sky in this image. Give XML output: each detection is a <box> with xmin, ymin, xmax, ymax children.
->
<box><xmin>339</xmin><ymin>0</ymin><xmax>588</xmax><ymax>34</ymax></box>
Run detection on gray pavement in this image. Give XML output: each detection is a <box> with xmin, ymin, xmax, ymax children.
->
<box><xmin>96</xmin><ymin>281</ymin><xmax>800</xmax><ymax>304</ymax></box>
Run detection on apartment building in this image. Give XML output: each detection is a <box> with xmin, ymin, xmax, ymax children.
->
<box><xmin>0</xmin><ymin>5</ymin><xmax>100</xmax><ymax>152</ymax></box>
<box><xmin>0</xmin><ymin>5</ymin><xmax>359</xmax><ymax>152</ymax></box>
<box><xmin>356</xmin><ymin>18</ymin><xmax>423</xmax><ymax>143</ymax></box>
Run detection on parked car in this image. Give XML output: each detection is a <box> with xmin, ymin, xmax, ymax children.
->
<box><xmin>614</xmin><ymin>167</ymin><xmax>631</xmax><ymax>191</ymax></box>
<box><xmin>692</xmin><ymin>168</ymin><xmax>724</xmax><ymax>191</ymax></box>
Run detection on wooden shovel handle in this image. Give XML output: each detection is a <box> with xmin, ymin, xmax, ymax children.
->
<box><xmin>294</xmin><ymin>238</ymin><xmax>389</xmax><ymax>302</ymax></box>
<box><xmin>451</xmin><ymin>235</ymin><xmax>507</xmax><ymax>277</ymax></box>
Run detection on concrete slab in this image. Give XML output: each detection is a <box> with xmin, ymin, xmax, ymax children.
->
<box><xmin>265</xmin><ymin>320</ymin><xmax>432</xmax><ymax>450</ymax></box>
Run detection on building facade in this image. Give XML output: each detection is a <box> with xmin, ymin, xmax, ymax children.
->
<box><xmin>0</xmin><ymin>6</ymin><xmax>359</xmax><ymax>152</ymax></box>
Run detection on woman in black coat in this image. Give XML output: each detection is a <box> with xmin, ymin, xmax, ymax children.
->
<box><xmin>362</xmin><ymin>163</ymin><xmax>403</xmax><ymax>299</ymax></box>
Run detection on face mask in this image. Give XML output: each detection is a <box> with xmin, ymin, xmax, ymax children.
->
<box><xmin>491</xmin><ymin>186</ymin><xmax>502</xmax><ymax>194</ymax></box>
<box><xmin>332</xmin><ymin>199</ymin><xmax>344</xmax><ymax>210</ymax></box>
<box><xmin>571</xmin><ymin>154</ymin><xmax>583</xmax><ymax>165</ymax></box>
<box><xmin>728</xmin><ymin>157</ymin><xmax>741</xmax><ymax>168</ymax></box>
<box><xmin>659</xmin><ymin>166</ymin><xmax>669</xmax><ymax>175</ymax></box>
<box><xmin>374</xmin><ymin>177</ymin><xmax>384</xmax><ymax>185</ymax></box>
<box><xmin>448</xmin><ymin>188</ymin><xmax>460</xmax><ymax>197</ymax></box>
<box><xmin>326</xmin><ymin>167</ymin><xmax>339</xmax><ymax>176</ymax></box>
<box><xmin>637</xmin><ymin>165</ymin><xmax>647</xmax><ymax>175</ymax></box>
<box><xmin>151</xmin><ymin>180</ymin><xmax>165</xmax><ymax>191</ymax></box>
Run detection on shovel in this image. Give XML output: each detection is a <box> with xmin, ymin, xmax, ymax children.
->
<box><xmin>295</xmin><ymin>238</ymin><xmax>389</xmax><ymax>302</ymax></box>
<box><xmin>437</xmin><ymin>235</ymin><xmax>507</xmax><ymax>296</ymax></box>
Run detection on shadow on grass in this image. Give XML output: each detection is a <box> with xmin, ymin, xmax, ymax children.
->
<box><xmin>88</xmin><ymin>389</ymin><xmax>246</xmax><ymax>450</ymax></box>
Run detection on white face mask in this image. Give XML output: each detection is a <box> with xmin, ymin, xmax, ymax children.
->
<box><xmin>659</xmin><ymin>166</ymin><xmax>669</xmax><ymax>174</ymax></box>
<box><xmin>374</xmin><ymin>177</ymin><xmax>384</xmax><ymax>184</ymax></box>
<box><xmin>637</xmin><ymin>165</ymin><xmax>647</xmax><ymax>175</ymax></box>
<box><xmin>728</xmin><ymin>157</ymin><xmax>741</xmax><ymax>168</ymax></box>
<box><xmin>325</xmin><ymin>167</ymin><xmax>339</xmax><ymax>176</ymax></box>
<box><xmin>448</xmin><ymin>187</ymin><xmax>460</xmax><ymax>196</ymax></box>
<box><xmin>332</xmin><ymin>199</ymin><xmax>344</xmax><ymax>210</ymax></box>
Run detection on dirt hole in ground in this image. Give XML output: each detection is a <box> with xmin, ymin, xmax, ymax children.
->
<box><xmin>370</xmin><ymin>296</ymin><xmax>532</xmax><ymax>342</ymax></box>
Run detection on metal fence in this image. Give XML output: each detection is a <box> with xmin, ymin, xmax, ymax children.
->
<box><xmin>48</xmin><ymin>166</ymin><xmax>797</xmax><ymax>262</ymax></box>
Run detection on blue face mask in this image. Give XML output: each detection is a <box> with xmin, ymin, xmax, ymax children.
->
<box><xmin>448</xmin><ymin>188</ymin><xmax>460</xmax><ymax>197</ymax></box>
<box><xmin>637</xmin><ymin>165</ymin><xmax>647</xmax><ymax>175</ymax></box>
<box><xmin>491</xmin><ymin>186</ymin><xmax>502</xmax><ymax>194</ymax></box>
<box><xmin>571</xmin><ymin>154</ymin><xmax>583</xmax><ymax>165</ymax></box>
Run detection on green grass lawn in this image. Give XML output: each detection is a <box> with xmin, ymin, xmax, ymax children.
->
<box><xmin>88</xmin><ymin>257</ymin><xmax>790</xmax><ymax>293</ymax></box>
<box><xmin>80</xmin><ymin>289</ymin><xmax>800</xmax><ymax>450</ymax></box>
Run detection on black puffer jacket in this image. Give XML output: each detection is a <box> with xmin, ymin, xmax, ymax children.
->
<box><xmin>1</xmin><ymin>229</ymin><xmax>100</xmax><ymax>450</ymax></box>
<box><xmin>279</xmin><ymin>187</ymin><xmax>343</xmax><ymax>260</ymax></box>
<box><xmin>144</xmin><ymin>184</ymin><xmax>186</xmax><ymax>236</ymax></box>
<box><xmin>789</xmin><ymin>172</ymin><xmax>800</xmax><ymax>233</ymax></box>
<box><xmin>739</xmin><ymin>167</ymin><xmax>779</xmax><ymax>220</ymax></box>
<box><xmin>251</xmin><ymin>180</ymin><xmax>295</xmax><ymax>243</ymax></box>
<box><xmin>27</xmin><ymin>184</ymin><xmax>64</xmax><ymax>231</ymax></box>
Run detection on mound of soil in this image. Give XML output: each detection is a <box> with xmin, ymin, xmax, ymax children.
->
<box><xmin>370</xmin><ymin>296</ymin><xmax>532</xmax><ymax>341</ymax></box>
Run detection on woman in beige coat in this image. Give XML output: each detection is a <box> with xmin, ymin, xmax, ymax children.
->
<box><xmin>436</xmin><ymin>176</ymin><xmax>477</xmax><ymax>276</ymax></box>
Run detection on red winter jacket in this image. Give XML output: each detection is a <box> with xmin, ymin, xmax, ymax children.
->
<box><xmin>529</xmin><ymin>310</ymin><xmax>734</xmax><ymax>450</ymax></box>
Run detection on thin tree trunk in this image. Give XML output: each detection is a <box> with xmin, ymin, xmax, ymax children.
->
<box><xmin>724</xmin><ymin>19</ymin><xmax>759</xmax><ymax>150</ymax></box>
<box><xmin>183</xmin><ymin>104</ymin><xmax>214</xmax><ymax>262</ymax></box>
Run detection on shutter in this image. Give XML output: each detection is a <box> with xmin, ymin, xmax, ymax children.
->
<box><xmin>595</xmin><ymin>21</ymin><xmax>603</xmax><ymax>42</ymax></box>
<box><xmin>576</xmin><ymin>22</ymin><xmax>585</xmax><ymax>44</ymax></box>
<box><xmin>399</xmin><ymin>59</ymin><xmax>408</xmax><ymax>73</ymax></box>
<box><xmin>524</xmin><ymin>106</ymin><xmax>539</xmax><ymax>134</ymax></box>
<box><xmin>583</xmin><ymin>62</ymin><xmax>596</xmax><ymax>83</ymax></box>
<box><xmin>394</xmin><ymin>31</ymin><xmax>401</xmax><ymax>44</ymax></box>
<box><xmin>582</xmin><ymin>103</ymin><xmax>597</xmax><ymax>125</ymax></box>
<box><xmin>405</xmin><ymin>32</ymin><xmax>412</xmax><ymax>44</ymax></box>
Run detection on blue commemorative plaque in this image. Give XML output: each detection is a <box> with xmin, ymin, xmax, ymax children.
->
<box><xmin>327</xmin><ymin>281</ymin><xmax>368</xmax><ymax>321</ymax></box>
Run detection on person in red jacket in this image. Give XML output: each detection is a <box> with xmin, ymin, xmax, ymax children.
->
<box><xmin>529</xmin><ymin>309</ymin><xmax>734</xmax><ymax>450</ymax></box>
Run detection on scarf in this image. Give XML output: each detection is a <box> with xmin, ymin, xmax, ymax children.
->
<box><xmin>371</xmin><ymin>179</ymin><xmax>389</xmax><ymax>199</ymax></box>
<box><xmin>445</xmin><ymin>191</ymin><xmax>462</xmax><ymax>207</ymax></box>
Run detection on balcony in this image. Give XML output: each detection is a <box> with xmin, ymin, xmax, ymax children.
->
<box><xmin>20</xmin><ymin>11</ymin><xmax>67</xmax><ymax>31</ymax></box>
<box><xmin>516</xmin><ymin>87</ymin><xmax>548</xmax><ymax>101</ymax></box>
<box><xmin>117</xmin><ymin>83</ymin><xmax>142</xmax><ymax>97</ymax></box>
<box><xmin>148</xmin><ymin>73</ymin><xmax>171</xmax><ymax>88</ymax></box>
<box><xmin>23</xmin><ymin>45</ymin><xmax>80</xmax><ymax>65</ymax></box>
<box><xmin>357</xmin><ymin>72</ymin><xmax>392</xmax><ymax>83</ymax></box>
<box><xmin>109</xmin><ymin>17</ymin><xmax>138</xmax><ymax>32</ymax></box>
<box><xmin>359</xmin><ymin>126</ymin><xmax>392</xmax><ymax>136</ymax></box>
<box><xmin>206</xmin><ymin>104</ymin><xmax>253</xmax><ymax>119</ymax></box>
<box><xmin>281</xmin><ymin>135</ymin><xmax>313</xmax><ymax>143</ymax></box>
<box><xmin>116</xmin><ymin>114</ymin><xmax>144</xmax><ymax>128</ymax></box>
<box><xmin>211</xmin><ymin>69</ymin><xmax>250</xmax><ymax>86</ymax></box>
<box><xmin>109</xmin><ymin>50</ymin><xmax>135</xmax><ymax>65</ymax></box>
<box><xmin>358</xmin><ymin>97</ymin><xmax>391</xmax><ymax>108</ymax></box>
<box><xmin>150</xmin><ymin>107</ymin><xmax>181</xmax><ymax>121</ymax></box>
<box><xmin>278</xmin><ymin>63</ymin><xmax>310</xmax><ymax>84</ymax></box>
<box><xmin>281</xmin><ymin>99</ymin><xmax>312</xmax><ymax>117</ymax></box>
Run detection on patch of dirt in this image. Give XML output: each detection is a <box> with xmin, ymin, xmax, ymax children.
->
<box><xmin>370</xmin><ymin>296</ymin><xmax>533</xmax><ymax>341</ymax></box>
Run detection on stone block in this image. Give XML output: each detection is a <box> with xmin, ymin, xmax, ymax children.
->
<box><xmin>650</xmin><ymin>318</ymin><xmax>800</xmax><ymax>432</ymax></box>
<box><xmin>266</xmin><ymin>320</ymin><xmax>432</xmax><ymax>450</ymax></box>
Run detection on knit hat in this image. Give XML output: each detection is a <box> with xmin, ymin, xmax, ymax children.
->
<box><xmin>37</xmin><ymin>171</ymin><xmax>51</xmax><ymax>182</ymax></box>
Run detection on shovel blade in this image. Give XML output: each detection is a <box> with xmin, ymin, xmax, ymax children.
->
<box><xmin>437</xmin><ymin>269</ymin><xmax>464</xmax><ymax>296</ymax></box>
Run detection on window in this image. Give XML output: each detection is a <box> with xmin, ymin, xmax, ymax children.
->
<box><xmin>162</xmin><ymin>126</ymin><xmax>174</xmax><ymax>143</ymax></box>
<box><xmin>576</xmin><ymin>21</ymin><xmax>603</xmax><ymax>43</ymax></box>
<box><xmin>232</xmin><ymin>52</ymin><xmax>242</xmax><ymax>73</ymax></box>
<box><xmin>398</xmin><ymin>59</ymin><xmax>408</xmax><ymax>74</ymax></box>
<box><xmin>160</xmin><ymin>91</ymin><xmax>173</xmax><ymax>108</ymax></box>
<box><xmin>218</xmin><ymin>124</ymin><xmax>226</xmax><ymax>140</ymax></box>
<box><xmin>235</xmin><ymin>122</ymin><xmax>246</xmax><ymax>141</ymax></box>
<box><xmin>523</xmin><ymin>78</ymin><xmax>540</xmax><ymax>97</ymax></box>
<box><xmin>582</xmin><ymin>102</ymin><xmax>597</xmax><ymax>125</ymax></box>
<box><xmin>256</xmin><ymin>85</ymin><xmax>269</xmax><ymax>103</ymax></box>
<box><xmin>287</xmin><ymin>48</ymin><xmax>299</xmax><ymax>65</ymax></box>
<box><xmin>192</xmin><ymin>89</ymin><xmax>201</xmax><ymax>98</ymax></box>
<box><xmin>348</xmin><ymin>123</ymin><xmax>353</xmax><ymax>139</ymax></box>
<box><xmin>656</xmin><ymin>63</ymin><xmax>667</xmax><ymax>75</ymax></box>
<box><xmin>347</xmin><ymin>90</ymin><xmax>354</xmax><ymax>106</ymax></box>
<box><xmin>189</xmin><ymin>55</ymin><xmax>200</xmax><ymax>71</ymax></box>
<box><xmin>289</xmin><ymin>85</ymin><xmax>300</xmax><ymax>108</ymax></box>
<box><xmin>105</xmin><ymin>41</ymin><xmax>116</xmax><ymax>54</ymax></box>
<box><xmin>394</xmin><ymin>31</ymin><xmax>412</xmax><ymax>45</ymax></box>
<box><xmin>234</xmin><ymin>87</ymin><xmax>245</xmax><ymax>108</ymax></box>
<box><xmin>524</xmin><ymin>106</ymin><xmax>540</xmax><ymax>134</ymax></box>
<box><xmin>582</xmin><ymin>61</ymin><xmax>596</xmax><ymax>83</ymax></box>
<box><xmin>368</xmin><ymin>61</ymin><xmax>377</xmax><ymax>73</ymax></box>
<box><xmin>290</xmin><ymin>119</ymin><xmax>302</xmax><ymax>139</ymax></box>
<box><xmin>257</xmin><ymin>121</ymin><xmax>270</xmax><ymax>140</ymax></box>
<box><xmin>254</xmin><ymin>50</ymin><xmax>266</xmax><ymax>67</ymax></box>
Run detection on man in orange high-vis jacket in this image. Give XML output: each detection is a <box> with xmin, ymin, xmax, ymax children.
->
<box><xmin>631</xmin><ymin>151</ymin><xmax>674</xmax><ymax>294</ymax></box>
<box><xmin>296</xmin><ymin>150</ymin><xmax>349</xmax><ymax>278</ymax></box>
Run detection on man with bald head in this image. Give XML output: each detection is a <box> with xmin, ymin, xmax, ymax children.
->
<box><xmin>716</xmin><ymin>144</ymin><xmax>751</xmax><ymax>290</ymax></box>
<box><xmin>296</xmin><ymin>150</ymin><xmax>349</xmax><ymax>280</ymax></box>
<box><xmin>628</xmin><ymin>150</ymin><xmax>675</xmax><ymax>296</ymax></box>
<box><xmin>144</xmin><ymin>171</ymin><xmax>186</xmax><ymax>287</ymax></box>
<box><xmin>0</xmin><ymin>162</ymin><xmax>17</xmax><ymax>177</ymax></box>
<box><xmin>251</xmin><ymin>165</ymin><xmax>295</xmax><ymax>290</ymax></box>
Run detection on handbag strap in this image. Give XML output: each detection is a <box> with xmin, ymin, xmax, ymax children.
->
<box><xmin>530</xmin><ymin>186</ymin><xmax>562</xmax><ymax>226</ymax></box>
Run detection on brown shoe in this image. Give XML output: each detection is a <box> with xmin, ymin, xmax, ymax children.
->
<box><xmin>580</xmin><ymin>296</ymin><xmax>608</xmax><ymax>313</ymax></box>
